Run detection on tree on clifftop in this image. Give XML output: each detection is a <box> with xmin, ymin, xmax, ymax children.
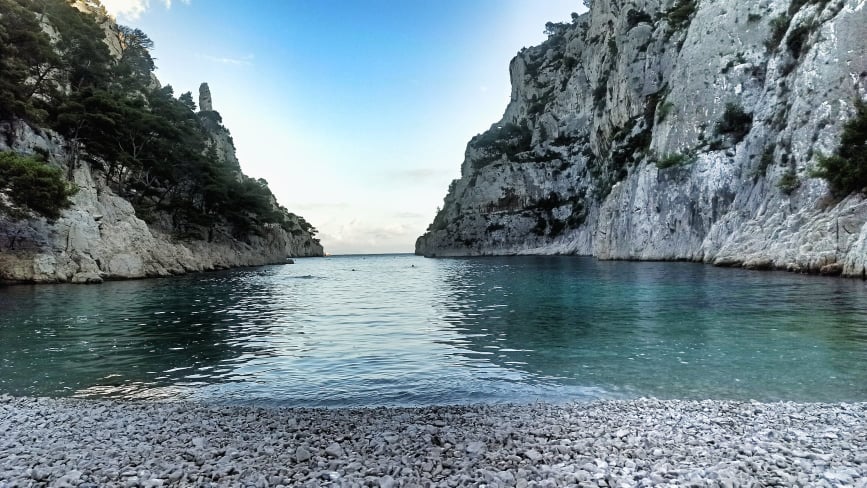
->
<box><xmin>0</xmin><ymin>0</ymin><xmax>60</xmax><ymax>121</ymax></box>
<box><xmin>0</xmin><ymin>0</ymin><xmax>307</xmax><ymax>240</ymax></box>
<box><xmin>114</xmin><ymin>26</ymin><xmax>155</xmax><ymax>88</ymax></box>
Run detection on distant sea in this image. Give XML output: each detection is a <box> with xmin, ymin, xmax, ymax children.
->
<box><xmin>1</xmin><ymin>254</ymin><xmax>865</xmax><ymax>406</ymax></box>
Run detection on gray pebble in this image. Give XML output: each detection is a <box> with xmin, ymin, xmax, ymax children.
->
<box><xmin>324</xmin><ymin>442</ymin><xmax>344</xmax><ymax>458</ymax></box>
<box><xmin>295</xmin><ymin>446</ymin><xmax>311</xmax><ymax>463</ymax></box>
<box><xmin>0</xmin><ymin>397</ymin><xmax>864</xmax><ymax>487</ymax></box>
<box><xmin>524</xmin><ymin>449</ymin><xmax>543</xmax><ymax>462</ymax></box>
<box><xmin>378</xmin><ymin>474</ymin><xmax>396</xmax><ymax>488</ymax></box>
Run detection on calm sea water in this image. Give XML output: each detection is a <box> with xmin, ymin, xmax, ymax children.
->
<box><xmin>1</xmin><ymin>255</ymin><xmax>865</xmax><ymax>406</ymax></box>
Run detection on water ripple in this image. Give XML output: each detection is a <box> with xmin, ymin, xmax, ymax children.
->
<box><xmin>1</xmin><ymin>255</ymin><xmax>866</xmax><ymax>406</ymax></box>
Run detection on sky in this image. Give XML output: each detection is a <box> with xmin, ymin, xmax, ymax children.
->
<box><xmin>100</xmin><ymin>0</ymin><xmax>583</xmax><ymax>254</ymax></box>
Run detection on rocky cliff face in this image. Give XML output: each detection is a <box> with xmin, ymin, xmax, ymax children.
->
<box><xmin>0</xmin><ymin>115</ymin><xmax>323</xmax><ymax>284</ymax></box>
<box><xmin>416</xmin><ymin>0</ymin><xmax>867</xmax><ymax>277</ymax></box>
<box><xmin>0</xmin><ymin>4</ymin><xmax>322</xmax><ymax>284</ymax></box>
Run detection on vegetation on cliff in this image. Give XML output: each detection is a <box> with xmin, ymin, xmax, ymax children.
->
<box><xmin>0</xmin><ymin>0</ymin><xmax>315</xmax><ymax>241</ymax></box>
<box><xmin>814</xmin><ymin>99</ymin><xmax>867</xmax><ymax>197</ymax></box>
<box><xmin>0</xmin><ymin>151</ymin><xmax>77</xmax><ymax>221</ymax></box>
<box><xmin>417</xmin><ymin>0</ymin><xmax>867</xmax><ymax>276</ymax></box>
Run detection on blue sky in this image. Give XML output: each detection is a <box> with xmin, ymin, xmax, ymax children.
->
<box><xmin>101</xmin><ymin>0</ymin><xmax>583</xmax><ymax>254</ymax></box>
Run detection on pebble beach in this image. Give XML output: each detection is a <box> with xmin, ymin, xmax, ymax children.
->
<box><xmin>1</xmin><ymin>396</ymin><xmax>865</xmax><ymax>487</ymax></box>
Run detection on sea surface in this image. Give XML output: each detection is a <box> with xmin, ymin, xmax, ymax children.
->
<box><xmin>1</xmin><ymin>254</ymin><xmax>865</xmax><ymax>406</ymax></box>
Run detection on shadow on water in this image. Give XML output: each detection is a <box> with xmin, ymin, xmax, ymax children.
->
<box><xmin>0</xmin><ymin>270</ymin><xmax>287</xmax><ymax>399</ymax></box>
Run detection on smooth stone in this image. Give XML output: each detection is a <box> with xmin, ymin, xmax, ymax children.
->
<box><xmin>295</xmin><ymin>446</ymin><xmax>312</xmax><ymax>463</ymax></box>
<box><xmin>378</xmin><ymin>474</ymin><xmax>396</xmax><ymax>488</ymax></box>
<box><xmin>524</xmin><ymin>449</ymin><xmax>543</xmax><ymax>462</ymax></box>
<box><xmin>324</xmin><ymin>442</ymin><xmax>344</xmax><ymax>458</ymax></box>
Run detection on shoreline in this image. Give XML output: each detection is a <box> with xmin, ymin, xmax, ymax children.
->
<box><xmin>0</xmin><ymin>257</ymin><xmax>319</xmax><ymax>287</ymax></box>
<box><xmin>418</xmin><ymin>253</ymin><xmax>867</xmax><ymax>280</ymax></box>
<box><xmin>1</xmin><ymin>397</ymin><xmax>864</xmax><ymax>487</ymax></box>
<box><xmin>4</xmin><ymin>252</ymin><xmax>864</xmax><ymax>288</ymax></box>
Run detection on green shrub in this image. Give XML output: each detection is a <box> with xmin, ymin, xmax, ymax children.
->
<box><xmin>627</xmin><ymin>9</ymin><xmax>653</xmax><ymax>29</ymax></box>
<box><xmin>567</xmin><ymin>198</ymin><xmax>587</xmax><ymax>228</ymax></box>
<box><xmin>535</xmin><ymin>192</ymin><xmax>563</xmax><ymax>211</ymax></box>
<box><xmin>715</xmin><ymin>102</ymin><xmax>753</xmax><ymax>142</ymax></box>
<box><xmin>523</xmin><ymin>58</ymin><xmax>543</xmax><ymax>79</ymax></box>
<box><xmin>778</xmin><ymin>169</ymin><xmax>800</xmax><ymax>194</ymax></box>
<box><xmin>544</xmin><ymin>21</ymin><xmax>569</xmax><ymax>37</ymax></box>
<box><xmin>657</xmin><ymin>101</ymin><xmax>674</xmax><ymax>122</ymax></box>
<box><xmin>198</xmin><ymin>110</ymin><xmax>223</xmax><ymax>125</ymax></box>
<box><xmin>813</xmin><ymin>99</ymin><xmax>867</xmax><ymax>196</ymax></box>
<box><xmin>548</xmin><ymin>219</ymin><xmax>567</xmax><ymax>237</ymax></box>
<box><xmin>593</xmin><ymin>72</ymin><xmax>609</xmax><ymax>109</ymax></box>
<box><xmin>667</xmin><ymin>0</ymin><xmax>698</xmax><ymax>31</ymax></box>
<box><xmin>552</xmin><ymin>132</ymin><xmax>581</xmax><ymax>147</ymax></box>
<box><xmin>766</xmin><ymin>14</ymin><xmax>790</xmax><ymax>51</ymax></box>
<box><xmin>527</xmin><ymin>100</ymin><xmax>546</xmax><ymax>116</ymax></box>
<box><xmin>657</xmin><ymin>152</ymin><xmax>691</xmax><ymax>169</ymax></box>
<box><xmin>0</xmin><ymin>152</ymin><xmax>77</xmax><ymax>221</ymax></box>
<box><xmin>473</xmin><ymin>123</ymin><xmax>530</xmax><ymax>150</ymax></box>
<box><xmin>532</xmin><ymin>216</ymin><xmax>548</xmax><ymax>236</ymax></box>
<box><xmin>753</xmin><ymin>146</ymin><xmax>775</xmax><ymax>177</ymax></box>
<box><xmin>607</xmin><ymin>38</ymin><xmax>618</xmax><ymax>59</ymax></box>
<box><xmin>471</xmin><ymin>123</ymin><xmax>533</xmax><ymax>168</ymax></box>
<box><xmin>786</xmin><ymin>22</ymin><xmax>814</xmax><ymax>59</ymax></box>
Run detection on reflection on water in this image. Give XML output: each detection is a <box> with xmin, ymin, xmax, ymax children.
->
<box><xmin>1</xmin><ymin>255</ymin><xmax>865</xmax><ymax>406</ymax></box>
<box><xmin>435</xmin><ymin>257</ymin><xmax>867</xmax><ymax>401</ymax></box>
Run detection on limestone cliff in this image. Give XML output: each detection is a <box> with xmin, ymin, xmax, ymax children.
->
<box><xmin>0</xmin><ymin>104</ymin><xmax>323</xmax><ymax>284</ymax></box>
<box><xmin>416</xmin><ymin>0</ymin><xmax>867</xmax><ymax>277</ymax></box>
<box><xmin>0</xmin><ymin>2</ymin><xmax>322</xmax><ymax>284</ymax></box>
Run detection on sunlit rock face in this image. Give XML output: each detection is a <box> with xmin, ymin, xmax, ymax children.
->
<box><xmin>417</xmin><ymin>0</ymin><xmax>867</xmax><ymax>277</ymax></box>
<box><xmin>0</xmin><ymin>15</ymin><xmax>322</xmax><ymax>284</ymax></box>
<box><xmin>199</xmin><ymin>82</ymin><xmax>214</xmax><ymax>113</ymax></box>
<box><xmin>0</xmin><ymin>118</ymin><xmax>323</xmax><ymax>284</ymax></box>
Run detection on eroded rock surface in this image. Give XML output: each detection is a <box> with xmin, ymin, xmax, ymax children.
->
<box><xmin>417</xmin><ymin>0</ymin><xmax>867</xmax><ymax>278</ymax></box>
<box><xmin>0</xmin><ymin>109</ymin><xmax>321</xmax><ymax>284</ymax></box>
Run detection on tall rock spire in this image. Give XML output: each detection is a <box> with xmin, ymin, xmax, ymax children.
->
<box><xmin>199</xmin><ymin>82</ymin><xmax>213</xmax><ymax>112</ymax></box>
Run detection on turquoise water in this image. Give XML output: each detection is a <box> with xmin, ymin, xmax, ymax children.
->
<box><xmin>0</xmin><ymin>255</ymin><xmax>865</xmax><ymax>406</ymax></box>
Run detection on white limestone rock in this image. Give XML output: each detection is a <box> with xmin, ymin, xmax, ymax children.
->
<box><xmin>417</xmin><ymin>0</ymin><xmax>867</xmax><ymax>278</ymax></box>
<box><xmin>199</xmin><ymin>82</ymin><xmax>213</xmax><ymax>113</ymax></box>
<box><xmin>0</xmin><ymin>111</ymin><xmax>322</xmax><ymax>284</ymax></box>
<box><xmin>0</xmin><ymin>6</ymin><xmax>324</xmax><ymax>284</ymax></box>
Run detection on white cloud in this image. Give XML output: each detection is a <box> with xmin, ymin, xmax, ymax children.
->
<box><xmin>201</xmin><ymin>54</ymin><xmax>255</xmax><ymax>66</ymax></box>
<box><xmin>100</xmin><ymin>0</ymin><xmax>146</xmax><ymax>19</ymax></box>
<box><xmin>101</xmin><ymin>0</ymin><xmax>188</xmax><ymax>20</ymax></box>
<box><xmin>317</xmin><ymin>218</ymin><xmax>422</xmax><ymax>255</ymax></box>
